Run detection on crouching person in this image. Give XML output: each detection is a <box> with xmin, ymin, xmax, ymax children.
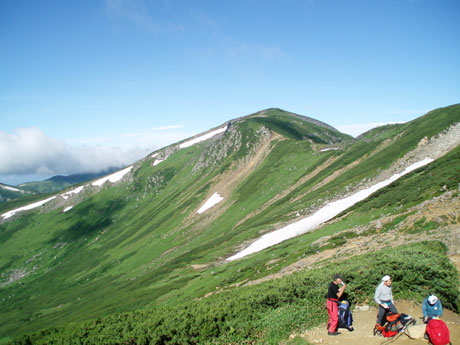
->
<box><xmin>327</xmin><ymin>274</ymin><xmax>347</xmax><ymax>336</ymax></box>
<box><xmin>422</xmin><ymin>294</ymin><xmax>443</xmax><ymax>323</ymax></box>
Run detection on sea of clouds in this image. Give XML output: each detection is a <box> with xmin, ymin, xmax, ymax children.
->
<box><xmin>0</xmin><ymin>127</ymin><xmax>147</xmax><ymax>185</ymax></box>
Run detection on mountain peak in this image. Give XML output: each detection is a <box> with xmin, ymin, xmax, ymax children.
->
<box><xmin>2</xmin><ymin>104</ymin><xmax>460</xmax><ymax>344</ymax></box>
<box><xmin>244</xmin><ymin>108</ymin><xmax>341</xmax><ymax>133</ymax></box>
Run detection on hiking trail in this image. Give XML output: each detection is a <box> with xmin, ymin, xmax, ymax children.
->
<box><xmin>294</xmin><ymin>300</ymin><xmax>460</xmax><ymax>345</ymax></box>
<box><xmin>292</xmin><ymin>253</ymin><xmax>460</xmax><ymax>345</ymax></box>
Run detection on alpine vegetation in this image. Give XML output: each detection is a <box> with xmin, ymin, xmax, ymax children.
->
<box><xmin>1</xmin><ymin>105</ymin><xmax>460</xmax><ymax>344</ymax></box>
<box><xmin>227</xmin><ymin>158</ymin><xmax>434</xmax><ymax>261</ymax></box>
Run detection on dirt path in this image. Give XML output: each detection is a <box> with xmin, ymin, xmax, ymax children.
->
<box><xmin>297</xmin><ymin>301</ymin><xmax>460</xmax><ymax>345</ymax></box>
<box><xmin>298</xmin><ymin>252</ymin><xmax>460</xmax><ymax>344</ymax></box>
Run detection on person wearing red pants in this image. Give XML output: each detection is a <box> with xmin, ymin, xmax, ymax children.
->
<box><xmin>327</xmin><ymin>274</ymin><xmax>347</xmax><ymax>336</ymax></box>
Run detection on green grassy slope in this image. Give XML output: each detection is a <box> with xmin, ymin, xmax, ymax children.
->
<box><xmin>9</xmin><ymin>242</ymin><xmax>459</xmax><ymax>345</ymax></box>
<box><xmin>0</xmin><ymin>185</ymin><xmax>35</xmax><ymax>204</ymax></box>
<box><xmin>0</xmin><ymin>105</ymin><xmax>459</xmax><ymax>343</ymax></box>
<box><xmin>231</xmin><ymin>104</ymin><xmax>460</xmax><ymax>233</ymax></box>
<box><xmin>1</xmin><ymin>109</ymin><xmax>351</xmax><ymax>341</ymax></box>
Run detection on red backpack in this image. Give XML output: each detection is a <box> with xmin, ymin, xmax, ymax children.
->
<box><xmin>426</xmin><ymin>319</ymin><xmax>450</xmax><ymax>345</ymax></box>
<box><xmin>382</xmin><ymin>313</ymin><xmax>403</xmax><ymax>338</ymax></box>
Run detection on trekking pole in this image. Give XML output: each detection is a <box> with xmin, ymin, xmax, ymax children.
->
<box><xmin>380</xmin><ymin>331</ymin><xmax>405</xmax><ymax>345</ymax></box>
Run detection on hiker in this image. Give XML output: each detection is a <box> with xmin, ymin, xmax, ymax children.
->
<box><xmin>422</xmin><ymin>294</ymin><xmax>443</xmax><ymax>323</ymax></box>
<box><xmin>327</xmin><ymin>274</ymin><xmax>347</xmax><ymax>336</ymax></box>
<box><xmin>374</xmin><ymin>275</ymin><xmax>398</xmax><ymax>328</ymax></box>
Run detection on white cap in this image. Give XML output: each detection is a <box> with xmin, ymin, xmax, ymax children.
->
<box><xmin>428</xmin><ymin>295</ymin><xmax>438</xmax><ymax>305</ymax></box>
<box><xmin>382</xmin><ymin>275</ymin><xmax>391</xmax><ymax>282</ymax></box>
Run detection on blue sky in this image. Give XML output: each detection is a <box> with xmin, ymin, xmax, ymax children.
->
<box><xmin>1</xmin><ymin>0</ymin><xmax>459</xmax><ymax>185</ymax></box>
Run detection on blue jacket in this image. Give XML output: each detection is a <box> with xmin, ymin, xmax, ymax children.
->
<box><xmin>422</xmin><ymin>298</ymin><xmax>443</xmax><ymax>318</ymax></box>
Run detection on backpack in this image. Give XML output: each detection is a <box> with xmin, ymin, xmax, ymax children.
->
<box><xmin>337</xmin><ymin>300</ymin><xmax>353</xmax><ymax>330</ymax></box>
<box><xmin>382</xmin><ymin>312</ymin><xmax>402</xmax><ymax>338</ymax></box>
<box><xmin>426</xmin><ymin>319</ymin><xmax>450</xmax><ymax>345</ymax></box>
<box><xmin>382</xmin><ymin>313</ymin><xmax>414</xmax><ymax>338</ymax></box>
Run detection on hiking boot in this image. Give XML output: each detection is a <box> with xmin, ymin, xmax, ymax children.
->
<box><xmin>347</xmin><ymin>326</ymin><xmax>354</xmax><ymax>332</ymax></box>
<box><xmin>328</xmin><ymin>331</ymin><xmax>341</xmax><ymax>336</ymax></box>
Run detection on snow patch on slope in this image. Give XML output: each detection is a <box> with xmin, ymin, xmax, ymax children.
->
<box><xmin>63</xmin><ymin>206</ymin><xmax>73</xmax><ymax>212</ymax></box>
<box><xmin>1</xmin><ymin>184</ymin><xmax>20</xmax><ymax>192</ymax></box>
<box><xmin>2</xmin><ymin>166</ymin><xmax>134</xmax><ymax>220</ymax></box>
<box><xmin>1</xmin><ymin>196</ymin><xmax>57</xmax><ymax>220</ymax></box>
<box><xmin>61</xmin><ymin>185</ymin><xmax>85</xmax><ymax>200</ymax></box>
<box><xmin>152</xmin><ymin>126</ymin><xmax>227</xmax><ymax>167</ymax></box>
<box><xmin>227</xmin><ymin>158</ymin><xmax>434</xmax><ymax>261</ymax></box>
<box><xmin>179</xmin><ymin>126</ymin><xmax>227</xmax><ymax>149</ymax></box>
<box><xmin>92</xmin><ymin>166</ymin><xmax>133</xmax><ymax>187</ymax></box>
<box><xmin>197</xmin><ymin>192</ymin><xmax>224</xmax><ymax>214</ymax></box>
<box><xmin>153</xmin><ymin>156</ymin><xmax>168</xmax><ymax>166</ymax></box>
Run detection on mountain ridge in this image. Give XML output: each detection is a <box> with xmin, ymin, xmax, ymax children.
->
<box><xmin>1</xmin><ymin>104</ymin><xmax>460</xmax><ymax>344</ymax></box>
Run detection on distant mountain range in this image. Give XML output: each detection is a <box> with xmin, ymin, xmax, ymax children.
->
<box><xmin>0</xmin><ymin>169</ymin><xmax>120</xmax><ymax>204</ymax></box>
<box><xmin>1</xmin><ymin>104</ymin><xmax>459</xmax><ymax>344</ymax></box>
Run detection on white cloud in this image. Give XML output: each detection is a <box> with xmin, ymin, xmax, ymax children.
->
<box><xmin>0</xmin><ymin>127</ymin><xmax>146</xmax><ymax>179</ymax></box>
<box><xmin>104</xmin><ymin>0</ymin><xmax>184</xmax><ymax>34</ymax></box>
<box><xmin>68</xmin><ymin>129</ymin><xmax>191</xmax><ymax>151</ymax></box>
<box><xmin>104</xmin><ymin>0</ymin><xmax>153</xmax><ymax>28</ymax></box>
<box><xmin>194</xmin><ymin>12</ymin><xmax>220</xmax><ymax>34</ymax></box>
<box><xmin>0</xmin><ymin>124</ymin><xmax>201</xmax><ymax>184</ymax></box>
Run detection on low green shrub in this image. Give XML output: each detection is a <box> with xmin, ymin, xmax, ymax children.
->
<box><xmin>10</xmin><ymin>241</ymin><xmax>459</xmax><ymax>345</ymax></box>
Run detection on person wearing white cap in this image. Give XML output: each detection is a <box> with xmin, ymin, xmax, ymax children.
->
<box><xmin>422</xmin><ymin>294</ymin><xmax>443</xmax><ymax>323</ymax></box>
<box><xmin>374</xmin><ymin>275</ymin><xmax>398</xmax><ymax>328</ymax></box>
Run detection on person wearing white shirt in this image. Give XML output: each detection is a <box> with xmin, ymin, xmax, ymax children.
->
<box><xmin>374</xmin><ymin>275</ymin><xmax>399</xmax><ymax>327</ymax></box>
